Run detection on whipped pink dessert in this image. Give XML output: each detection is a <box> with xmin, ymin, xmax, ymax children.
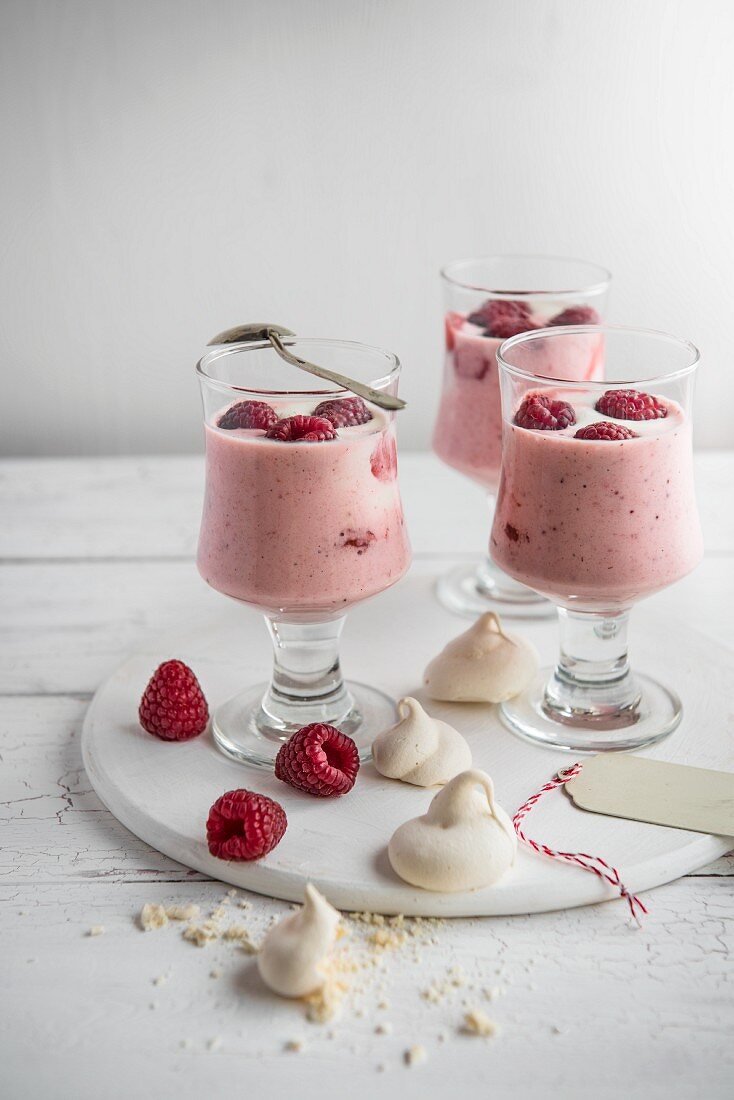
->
<box><xmin>491</xmin><ymin>387</ymin><xmax>703</xmax><ymax>609</ymax></box>
<box><xmin>433</xmin><ymin>301</ymin><xmax>602</xmax><ymax>491</ymax></box>
<box><xmin>197</xmin><ymin>395</ymin><xmax>411</xmax><ymax>620</ymax></box>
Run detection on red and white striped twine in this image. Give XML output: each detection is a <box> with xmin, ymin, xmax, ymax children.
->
<box><xmin>512</xmin><ymin>762</ymin><xmax>648</xmax><ymax>925</ymax></box>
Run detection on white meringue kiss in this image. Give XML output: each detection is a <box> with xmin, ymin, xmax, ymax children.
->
<box><xmin>257</xmin><ymin>883</ymin><xmax>340</xmax><ymax>998</ymax></box>
<box><xmin>424</xmin><ymin>612</ymin><xmax>537</xmax><ymax>703</ymax></box>
<box><xmin>388</xmin><ymin>768</ymin><xmax>516</xmax><ymax>892</ymax></box>
<box><xmin>372</xmin><ymin>697</ymin><xmax>472</xmax><ymax>787</ymax></box>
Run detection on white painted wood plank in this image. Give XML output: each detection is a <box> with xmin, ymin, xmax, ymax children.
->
<box><xmin>1</xmin><ymin>452</ymin><xmax>733</xmax><ymax>560</ymax></box>
<box><xmin>1</xmin><ymin>555</ymin><xmax>733</xmax><ymax>697</ymax></box>
<box><xmin>1</xmin><ymin>878</ymin><xmax>732</xmax><ymax>1100</ymax></box>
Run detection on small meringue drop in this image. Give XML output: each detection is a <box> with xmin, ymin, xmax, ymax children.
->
<box><xmin>388</xmin><ymin>769</ymin><xmax>517</xmax><ymax>892</ymax></box>
<box><xmin>372</xmin><ymin>697</ymin><xmax>472</xmax><ymax>787</ymax></box>
<box><xmin>424</xmin><ymin>612</ymin><xmax>537</xmax><ymax>703</ymax></box>
<box><xmin>257</xmin><ymin>883</ymin><xmax>340</xmax><ymax>998</ymax></box>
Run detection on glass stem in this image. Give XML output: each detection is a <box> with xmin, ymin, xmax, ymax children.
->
<box><xmin>258</xmin><ymin>616</ymin><xmax>355</xmax><ymax>737</ymax></box>
<box><xmin>543</xmin><ymin>608</ymin><xmax>642</xmax><ymax>728</ymax></box>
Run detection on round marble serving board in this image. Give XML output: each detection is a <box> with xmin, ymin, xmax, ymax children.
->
<box><xmin>81</xmin><ymin>570</ymin><xmax>734</xmax><ymax>917</ymax></box>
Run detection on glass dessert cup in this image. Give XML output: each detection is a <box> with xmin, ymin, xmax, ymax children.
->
<box><xmin>491</xmin><ymin>326</ymin><xmax>703</xmax><ymax>752</ymax></box>
<box><xmin>433</xmin><ymin>255</ymin><xmax>611</xmax><ymax>620</ymax></box>
<box><xmin>196</xmin><ymin>339</ymin><xmax>411</xmax><ymax>769</ymax></box>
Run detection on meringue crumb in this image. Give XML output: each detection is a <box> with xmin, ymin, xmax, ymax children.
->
<box><xmin>209</xmin><ymin>906</ymin><xmax>226</xmax><ymax>921</ymax></box>
<box><xmin>437</xmin><ymin>1032</ymin><xmax>447</xmax><ymax>1043</ymax></box>
<box><xmin>87</xmin><ymin>925</ymin><xmax>105</xmax><ymax>937</ymax></box>
<box><xmin>221</xmin><ymin>924</ymin><xmax>257</xmax><ymax>952</ymax></box>
<box><xmin>377</xmin><ymin>999</ymin><xmax>390</xmax><ymax>1010</ymax></box>
<box><xmin>140</xmin><ymin>904</ymin><xmax>168</xmax><ymax>932</ymax></box>
<box><xmin>226</xmin><ymin>889</ymin><xmax>237</xmax><ymax>897</ymax></box>
<box><xmin>182</xmin><ymin>919</ymin><xmax>220</xmax><ymax>947</ymax></box>
<box><xmin>375</xmin><ymin>1022</ymin><xmax>393</xmax><ymax>1036</ymax></box>
<box><xmin>404</xmin><ymin>1044</ymin><xmax>427</xmax><ymax>1067</ymax></box>
<box><xmin>207</xmin><ymin>1037</ymin><xmax>222</xmax><ymax>1052</ymax></box>
<box><xmin>462</xmin><ymin>1009</ymin><xmax>498</xmax><ymax>1038</ymax></box>
<box><xmin>551</xmin><ymin>1025</ymin><xmax>563</xmax><ymax>1035</ymax></box>
<box><xmin>370</xmin><ymin>928</ymin><xmax>407</xmax><ymax>950</ymax></box>
<box><xmin>180</xmin><ymin>1039</ymin><xmax>191</xmax><ymax>1050</ymax></box>
<box><xmin>166</xmin><ymin>904</ymin><xmax>200</xmax><ymax>922</ymax></box>
<box><xmin>284</xmin><ymin>1039</ymin><xmax>305</xmax><ymax>1053</ymax></box>
<box><xmin>237</xmin><ymin>900</ymin><xmax>252</xmax><ymax>910</ymax></box>
<box><xmin>152</xmin><ymin>974</ymin><xmax>168</xmax><ymax>987</ymax></box>
<box><xmin>377</xmin><ymin>1063</ymin><xmax>386</xmax><ymax>1073</ymax></box>
<box><xmin>209</xmin><ymin>968</ymin><xmax>222</xmax><ymax>980</ymax></box>
<box><xmin>305</xmin><ymin>975</ymin><xmax>347</xmax><ymax>1023</ymax></box>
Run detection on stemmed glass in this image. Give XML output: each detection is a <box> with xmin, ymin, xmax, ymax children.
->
<box><xmin>492</xmin><ymin>325</ymin><xmax>702</xmax><ymax>751</ymax></box>
<box><xmin>433</xmin><ymin>255</ymin><xmax>611</xmax><ymax>619</ymax></box>
<box><xmin>196</xmin><ymin>338</ymin><xmax>411</xmax><ymax>768</ymax></box>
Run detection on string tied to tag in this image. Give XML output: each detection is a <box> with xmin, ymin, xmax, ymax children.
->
<box><xmin>512</xmin><ymin>762</ymin><xmax>648</xmax><ymax>926</ymax></box>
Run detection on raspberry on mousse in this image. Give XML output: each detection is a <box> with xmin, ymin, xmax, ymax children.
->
<box><xmin>468</xmin><ymin>299</ymin><xmax>532</xmax><ymax>337</ymax></box>
<box><xmin>314</xmin><ymin>396</ymin><xmax>372</xmax><ymax>428</ymax></box>
<box><xmin>218</xmin><ymin>400</ymin><xmax>278</xmax><ymax>431</ymax></box>
<box><xmin>275</xmin><ymin>723</ymin><xmax>360</xmax><ymax>797</ymax></box>
<box><xmin>595</xmin><ymin>389</ymin><xmax>668</xmax><ymax>421</ymax></box>
<box><xmin>206</xmin><ymin>789</ymin><xmax>287</xmax><ymax>861</ymax></box>
<box><xmin>514</xmin><ymin>393</ymin><xmax>576</xmax><ymax>431</ymax></box>
<box><xmin>266</xmin><ymin>415</ymin><xmax>337</xmax><ymax>442</ymax></box>
<box><xmin>547</xmin><ymin>306</ymin><xmax>600</xmax><ymax>326</ymax></box>
<box><xmin>574</xmin><ymin>421</ymin><xmax>638</xmax><ymax>441</ymax></box>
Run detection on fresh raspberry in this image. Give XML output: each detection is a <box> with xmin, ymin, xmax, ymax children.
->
<box><xmin>595</xmin><ymin>389</ymin><xmax>668</xmax><ymax>421</ymax></box>
<box><xmin>574</xmin><ymin>421</ymin><xmax>638</xmax><ymax>441</ymax></box>
<box><xmin>139</xmin><ymin>660</ymin><xmax>209</xmax><ymax>741</ymax></box>
<box><xmin>266</xmin><ymin>415</ymin><xmax>337</xmax><ymax>442</ymax></box>
<box><xmin>218</xmin><ymin>400</ymin><xmax>277</xmax><ymax>431</ymax></box>
<box><xmin>275</xmin><ymin>723</ymin><xmax>360</xmax><ymax>798</ymax></box>
<box><xmin>206</xmin><ymin>789</ymin><xmax>287</xmax><ymax>861</ymax></box>
<box><xmin>370</xmin><ymin>433</ymin><xmax>398</xmax><ymax>480</ymax></box>
<box><xmin>468</xmin><ymin>299</ymin><xmax>532</xmax><ymax>335</ymax></box>
<box><xmin>514</xmin><ymin>393</ymin><xmax>576</xmax><ymax>431</ymax></box>
<box><xmin>314</xmin><ymin>396</ymin><xmax>372</xmax><ymax>427</ymax></box>
<box><xmin>547</xmin><ymin>306</ymin><xmax>600</xmax><ymax>326</ymax></box>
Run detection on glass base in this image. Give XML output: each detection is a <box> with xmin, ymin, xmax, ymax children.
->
<box><xmin>499</xmin><ymin>666</ymin><xmax>682</xmax><ymax>753</ymax></box>
<box><xmin>212</xmin><ymin>681</ymin><xmax>397</xmax><ymax>769</ymax></box>
<box><xmin>436</xmin><ymin>561</ymin><xmax>554</xmax><ymax>620</ymax></box>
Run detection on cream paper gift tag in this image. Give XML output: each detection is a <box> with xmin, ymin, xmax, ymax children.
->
<box><xmin>565</xmin><ymin>754</ymin><xmax>734</xmax><ymax>836</ymax></box>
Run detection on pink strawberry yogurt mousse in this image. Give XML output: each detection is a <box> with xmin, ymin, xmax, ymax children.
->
<box><xmin>491</xmin><ymin>390</ymin><xmax>703</xmax><ymax>609</ymax></box>
<box><xmin>433</xmin><ymin>303</ymin><xmax>603</xmax><ymax>491</ymax></box>
<box><xmin>197</xmin><ymin>397</ymin><xmax>411</xmax><ymax>620</ymax></box>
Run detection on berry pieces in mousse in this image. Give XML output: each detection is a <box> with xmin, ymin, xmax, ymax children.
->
<box><xmin>206</xmin><ymin>789</ymin><xmax>287</xmax><ymax>861</ymax></box>
<box><xmin>218</xmin><ymin>400</ymin><xmax>277</xmax><ymax>431</ymax></box>
<box><xmin>370</xmin><ymin>434</ymin><xmax>398</xmax><ymax>480</ymax></box>
<box><xmin>547</xmin><ymin>306</ymin><xmax>600</xmax><ymax>327</ymax></box>
<box><xmin>314</xmin><ymin>396</ymin><xmax>372</xmax><ymax>427</ymax></box>
<box><xmin>514</xmin><ymin>394</ymin><xmax>576</xmax><ymax>431</ymax></box>
<box><xmin>139</xmin><ymin>660</ymin><xmax>209</xmax><ymax>741</ymax></box>
<box><xmin>596</xmin><ymin>388</ymin><xmax>668</xmax><ymax>421</ymax></box>
<box><xmin>574</xmin><ymin>421</ymin><xmax>638</xmax><ymax>441</ymax></box>
<box><xmin>266</xmin><ymin>415</ymin><xmax>337</xmax><ymax>442</ymax></box>
<box><xmin>275</xmin><ymin>723</ymin><xmax>360</xmax><ymax>797</ymax></box>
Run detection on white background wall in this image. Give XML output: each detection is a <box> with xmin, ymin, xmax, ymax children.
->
<box><xmin>1</xmin><ymin>0</ymin><xmax>733</xmax><ymax>456</ymax></box>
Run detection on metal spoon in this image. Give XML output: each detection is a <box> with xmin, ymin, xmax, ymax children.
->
<box><xmin>207</xmin><ymin>323</ymin><xmax>406</xmax><ymax>412</ymax></box>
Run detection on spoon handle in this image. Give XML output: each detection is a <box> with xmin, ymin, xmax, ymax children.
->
<box><xmin>207</xmin><ymin>324</ymin><xmax>406</xmax><ymax>412</ymax></box>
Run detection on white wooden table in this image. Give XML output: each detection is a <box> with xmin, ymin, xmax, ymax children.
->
<box><xmin>2</xmin><ymin>453</ymin><xmax>732</xmax><ymax>1100</ymax></box>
